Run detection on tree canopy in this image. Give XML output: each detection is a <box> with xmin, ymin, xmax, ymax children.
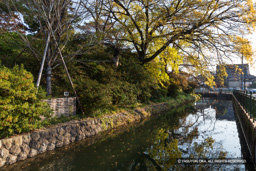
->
<box><xmin>1</xmin><ymin>0</ymin><xmax>256</xmax><ymax>93</ymax></box>
<box><xmin>106</xmin><ymin>0</ymin><xmax>256</xmax><ymax>86</ymax></box>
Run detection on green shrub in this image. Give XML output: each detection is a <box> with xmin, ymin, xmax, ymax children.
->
<box><xmin>118</xmin><ymin>56</ymin><xmax>161</xmax><ymax>102</ymax></box>
<box><xmin>168</xmin><ymin>73</ymin><xmax>198</xmax><ymax>96</ymax></box>
<box><xmin>111</xmin><ymin>80</ymin><xmax>138</xmax><ymax>105</ymax></box>
<box><xmin>75</xmin><ymin>77</ymin><xmax>113</xmax><ymax>114</ymax></box>
<box><xmin>184</xmin><ymin>81</ymin><xmax>198</xmax><ymax>94</ymax></box>
<box><xmin>167</xmin><ymin>83</ymin><xmax>180</xmax><ymax>97</ymax></box>
<box><xmin>0</xmin><ymin>64</ymin><xmax>51</xmax><ymax>138</ymax></box>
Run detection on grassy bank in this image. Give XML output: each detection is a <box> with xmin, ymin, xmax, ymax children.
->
<box><xmin>41</xmin><ymin>93</ymin><xmax>195</xmax><ymax>128</ymax></box>
<box><xmin>0</xmin><ymin>90</ymin><xmax>195</xmax><ymax>140</ymax></box>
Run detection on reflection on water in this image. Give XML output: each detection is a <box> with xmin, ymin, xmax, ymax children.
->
<box><xmin>2</xmin><ymin>98</ymin><xmax>254</xmax><ymax>171</ymax></box>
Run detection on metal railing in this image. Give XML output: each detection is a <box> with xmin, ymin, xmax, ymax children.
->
<box><xmin>195</xmin><ymin>88</ymin><xmax>232</xmax><ymax>94</ymax></box>
<box><xmin>233</xmin><ymin>90</ymin><xmax>256</xmax><ymax>121</ymax></box>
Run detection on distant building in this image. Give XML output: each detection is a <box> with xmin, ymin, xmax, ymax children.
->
<box><xmin>216</xmin><ymin>64</ymin><xmax>256</xmax><ymax>88</ymax></box>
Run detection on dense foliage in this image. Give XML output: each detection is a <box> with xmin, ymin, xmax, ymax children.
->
<box><xmin>0</xmin><ymin>64</ymin><xmax>51</xmax><ymax>138</ymax></box>
<box><xmin>1</xmin><ymin>0</ymin><xmax>254</xmax><ymax>141</ymax></box>
<box><xmin>49</xmin><ymin>50</ymin><xmax>169</xmax><ymax>115</ymax></box>
<box><xmin>1</xmin><ymin>0</ymin><xmax>229</xmax><ymax>120</ymax></box>
<box><xmin>168</xmin><ymin>73</ymin><xmax>198</xmax><ymax>97</ymax></box>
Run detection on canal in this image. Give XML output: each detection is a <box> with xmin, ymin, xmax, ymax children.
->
<box><xmin>2</xmin><ymin>98</ymin><xmax>255</xmax><ymax>170</ymax></box>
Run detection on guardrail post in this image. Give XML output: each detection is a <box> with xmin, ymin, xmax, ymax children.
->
<box><xmin>250</xmin><ymin>92</ymin><xmax>252</xmax><ymax>119</ymax></box>
<box><xmin>246</xmin><ymin>91</ymin><xmax>248</xmax><ymax>113</ymax></box>
<box><xmin>253</xmin><ymin>95</ymin><xmax>255</xmax><ymax>122</ymax></box>
<box><xmin>242</xmin><ymin>91</ymin><xmax>244</xmax><ymax>109</ymax></box>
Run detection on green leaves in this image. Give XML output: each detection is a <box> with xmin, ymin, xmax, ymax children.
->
<box><xmin>0</xmin><ymin>64</ymin><xmax>51</xmax><ymax>138</ymax></box>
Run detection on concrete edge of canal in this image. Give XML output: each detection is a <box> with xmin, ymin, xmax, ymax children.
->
<box><xmin>0</xmin><ymin>95</ymin><xmax>195</xmax><ymax>168</ymax></box>
<box><xmin>232</xmin><ymin>94</ymin><xmax>256</xmax><ymax>169</ymax></box>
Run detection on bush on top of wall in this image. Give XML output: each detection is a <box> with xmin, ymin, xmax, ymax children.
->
<box><xmin>0</xmin><ymin>63</ymin><xmax>51</xmax><ymax>138</ymax></box>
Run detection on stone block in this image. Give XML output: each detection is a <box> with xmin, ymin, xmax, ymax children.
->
<box><xmin>76</xmin><ymin>124</ymin><xmax>81</xmax><ymax>131</ymax></box>
<box><xmin>57</xmin><ymin>127</ymin><xmax>65</xmax><ymax>136</ymax></box>
<box><xmin>17</xmin><ymin>152</ymin><xmax>27</xmax><ymax>161</ymax></box>
<box><xmin>0</xmin><ymin>158</ymin><xmax>6</xmax><ymax>168</ymax></box>
<box><xmin>30</xmin><ymin>140</ymin><xmax>41</xmax><ymax>150</ymax></box>
<box><xmin>28</xmin><ymin>149</ymin><xmax>38</xmax><ymax>158</ymax></box>
<box><xmin>20</xmin><ymin>144</ymin><xmax>30</xmax><ymax>155</ymax></box>
<box><xmin>31</xmin><ymin>132</ymin><xmax>40</xmax><ymax>141</ymax></box>
<box><xmin>63</xmin><ymin>138</ymin><xmax>70</xmax><ymax>145</ymax></box>
<box><xmin>0</xmin><ymin>148</ymin><xmax>9</xmax><ymax>159</ymax></box>
<box><xmin>22</xmin><ymin>134</ymin><xmax>31</xmax><ymax>144</ymax></box>
<box><xmin>97</xmin><ymin>126</ymin><xmax>102</xmax><ymax>132</ymax></box>
<box><xmin>80</xmin><ymin>126</ymin><xmax>86</xmax><ymax>133</ymax></box>
<box><xmin>6</xmin><ymin>154</ymin><xmax>17</xmax><ymax>165</ymax></box>
<box><xmin>9</xmin><ymin>146</ymin><xmax>21</xmax><ymax>156</ymax></box>
<box><xmin>80</xmin><ymin>121</ymin><xmax>87</xmax><ymax>127</ymax></box>
<box><xmin>91</xmin><ymin>130</ymin><xmax>96</xmax><ymax>136</ymax></box>
<box><xmin>2</xmin><ymin>139</ymin><xmax>12</xmax><ymax>150</ymax></box>
<box><xmin>38</xmin><ymin>144</ymin><xmax>47</xmax><ymax>154</ymax></box>
<box><xmin>38</xmin><ymin>138</ymin><xmax>49</xmax><ymax>146</ymax></box>
<box><xmin>12</xmin><ymin>136</ymin><xmax>22</xmax><ymax>147</ymax></box>
<box><xmin>57</xmin><ymin>127</ymin><xmax>66</xmax><ymax>135</ymax></box>
<box><xmin>65</xmin><ymin>125</ymin><xmax>71</xmax><ymax>132</ymax></box>
<box><xmin>77</xmin><ymin>129</ymin><xmax>83</xmax><ymax>136</ymax></box>
<box><xmin>47</xmin><ymin>143</ymin><xmax>55</xmax><ymax>151</ymax></box>
<box><xmin>70</xmin><ymin>130</ymin><xmax>77</xmax><ymax>137</ymax></box>
<box><xmin>95</xmin><ymin>128</ymin><xmax>99</xmax><ymax>135</ymax></box>
<box><xmin>56</xmin><ymin>141</ymin><xmax>63</xmax><ymax>148</ymax></box>
<box><xmin>91</xmin><ymin>125</ymin><xmax>97</xmax><ymax>129</ymax></box>
<box><xmin>85</xmin><ymin>126</ymin><xmax>90</xmax><ymax>132</ymax></box>
<box><xmin>48</xmin><ymin>137</ymin><xmax>56</xmax><ymax>144</ymax></box>
<box><xmin>87</xmin><ymin>121</ymin><xmax>92</xmax><ymax>126</ymax></box>
<box><xmin>76</xmin><ymin>135</ymin><xmax>83</xmax><ymax>141</ymax></box>
<box><xmin>91</xmin><ymin>120</ymin><xmax>95</xmax><ymax>125</ymax></box>
<box><xmin>56</xmin><ymin>135</ymin><xmax>64</xmax><ymax>142</ymax></box>
<box><xmin>49</xmin><ymin>129</ymin><xmax>57</xmax><ymax>138</ymax></box>
<box><xmin>71</xmin><ymin>137</ymin><xmax>76</xmax><ymax>142</ymax></box>
<box><xmin>85</xmin><ymin>131</ymin><xmax>91</xmax><ymax>137</ymax></box>
<box><xmin>64</xmin><ymin>133</ymin><xmax>71</xmax><ymax>139</ymax></box>
<box><xmin>40</xmin><ymin>131</ymin><xmax>50</xmax><ymax>139</ymax></box>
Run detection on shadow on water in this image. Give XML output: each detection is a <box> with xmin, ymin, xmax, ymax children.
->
<box><xmin>2</xmin><ymin>98</ymin><xmax>255</xmax><ymax>171</ymax></box>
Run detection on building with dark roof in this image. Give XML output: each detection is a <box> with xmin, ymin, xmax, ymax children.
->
<box><xmin>216</xmin><ymin>64</ymin><xmax>256</xmax><ymax>88</ymax></box>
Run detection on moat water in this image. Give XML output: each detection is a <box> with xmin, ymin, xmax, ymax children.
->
<box><xmin>2</xmin><ymin>98</ymin><xmax>255</xmax><ymax>171</ymax></box>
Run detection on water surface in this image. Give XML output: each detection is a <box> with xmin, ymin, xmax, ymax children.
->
<box><xmin>2</xmin><ymin>98</ymin><xmax>254</xmax><ymax>170</ymax></box>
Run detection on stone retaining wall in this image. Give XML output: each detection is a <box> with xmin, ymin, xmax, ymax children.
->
<box><xmin>0</xmin><ymin>98</ymin><xmax>192</xmax><ymax>168</ymax></box>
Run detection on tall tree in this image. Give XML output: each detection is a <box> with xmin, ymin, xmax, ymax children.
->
<box><xmin>80</xmin><ymin>0</ymin><xmax>124</xmax><ymax>67</ymax></box>
<box><xmin>3</xmin><ymin>0</ymin><xmax>86</xmax><ymax>113</ymax></box>
<box><xmin>4</xmin><ymin>0</ymin><xmax>83</xmax><ymax>95</ymax></box>
<box><xmin>107</xmin><ymin>0</ymin><xmax>256</xmax><ymax>86</ymax></box>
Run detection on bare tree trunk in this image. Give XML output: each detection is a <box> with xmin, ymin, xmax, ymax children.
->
<box><xmin>46</xmin><ymin>46</ymin><xmax>52</xmax><ymax>96</ymax></box>
<box><xmin>46</xmin><ymin>63</ymin><xmax>52</xmax><ymax>96</ymax></box>
<box><xmin>112</xmin><ymin>46</ymin><xmax>119</xmax><ymax>67</ymax></box>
